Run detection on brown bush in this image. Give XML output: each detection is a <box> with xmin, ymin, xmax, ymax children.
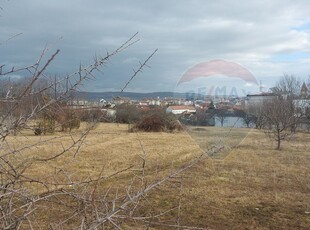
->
<box><xmin>134</xmin><ymin>111</ymin><xmax>183</xmax><ymax>132</ymax></box>
<box><xmin>167</xmin><ymin>119</ymin><xmax>183</xmax><ymax>131</ymax></box>
<box><xmin>135</xmin><ymin>114</ymin><xmax>165</xmax><ymax>132</ymax></box>
<box><xmin>56</xmin><ymin>107</ymin><xmax>81</xmax><ymax>132</ymax></box>
<box><xmin>34</xmin><ymin>111</ymin><xmax>56</xmax><ymax>135</ymax></box>
<box><xmin>115</xmin><ymin>104</ymin><xmax>140</xmax><ymax>124</ymax></box>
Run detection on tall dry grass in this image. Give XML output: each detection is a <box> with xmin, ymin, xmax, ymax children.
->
<box><xmin>4</xmin><ymin>123</ymin><xmax>310</xmax><ymax>229</ymax></box>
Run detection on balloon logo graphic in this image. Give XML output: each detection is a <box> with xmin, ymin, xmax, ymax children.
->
<box><xmin>178</xmin><ymin>59</ymin><xmax>258</xmax><ymax>86</ymax></box>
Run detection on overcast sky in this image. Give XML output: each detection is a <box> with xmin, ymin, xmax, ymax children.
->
<box><xmin>1</xmin><ymin>0</ymin><xmax>310</xmax><ymax>95</ymax></box>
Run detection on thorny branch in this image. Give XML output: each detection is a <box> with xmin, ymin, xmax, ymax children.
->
<box><xmin>0</xmin><ymin>32</ymin><xmax>23</xmax><ymax>46</ymax></box>
<box><xmin>88</xmin><ymin>146</ymin><xmax>223</xmax><ymax>229</ymax></box>
<box><xmin>0</xmin><ymin>30</ymin><xmax>221</xmax><ymax>229</ymax></box>
<box><xmin>121</xmin><ymin>48</ymin><xmax>158</xmax><ymax>92</ymax></box>
<box><xmin>0</xmin><ymin>33</ymin><xmax>149</xmax><ymax>229</ymax></box>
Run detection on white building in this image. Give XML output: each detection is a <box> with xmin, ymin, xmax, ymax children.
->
<box><xmin>245</xmin><ymin>93</ymin><xmax>276</xmax><ymax>106</ymax></box>
<box><xmin>166</xmin><ymin>105</ymin><xmax>196</xmax><ymax>115</ymax></box>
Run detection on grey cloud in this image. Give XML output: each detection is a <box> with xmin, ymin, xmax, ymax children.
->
<box><xmin>1</xmin><ymin>0</ymin><xmax>310</xmax><ymax>92</ymax></box>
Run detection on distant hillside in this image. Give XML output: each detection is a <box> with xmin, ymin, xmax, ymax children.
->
<box><xmin>73</xmin><ymin>91</ymin><xmax>190</xmax><ymax>101</ymax></box>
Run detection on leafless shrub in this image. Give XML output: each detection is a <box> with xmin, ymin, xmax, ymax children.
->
<box><xmin>134</xmin><ymin>109</ymin><xmax>183</xmax><ymax>132</ymax></box>
<box><xmin>168</xmin><ymin>119</ymin><xmax>184</xmax><ymax>132</ymax></box>
<box><xmin>56</xmin><ymin>106</ymin><xmax>81</xmax><ymax>132</ymax></box>
<box><xmin>115</xmin><ymin>104</ymin><xmax>141</xmax><ymax>124</ymax></box>
<box><xmin>77</xmin><ymin>107</ymin><xmax>116</xmax><ymax>123</ymax></box>
<box><xmin>135</xmin><ymin>113</ymin><xmax>166</xmax><ymax>132</ymax></box>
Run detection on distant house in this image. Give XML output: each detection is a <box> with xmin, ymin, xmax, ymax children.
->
<box><xmin>139</xmin><ymin>100</ymin><xmax>149</xmax><ymax>106</ymax></box>
<box><xmin>245</xmin><ymin>92</ymin><xmax>276</xmax><ymax>106</ymax></box>
<box><xmin>101</xmin><ymin>108</ymin><xmax>116</xmax><ymax>119</ymax></box>
<box><xmin>112</xmin><ymin>96</ymin><xmax>131</xmax><ymax>105</ymax></box>
<box><xmin>293</xmin><ymin>83</ymin><xmax>310</xmax><ymax>115</ymax></box>
<box><xmin>149</xmin><ymin>99</ymin><xmax>161</xmax><ymax>106</ymax></box>
<box><xmin>300</xmin><ymin>82</ymin><xmax>308</xmax><ymax>99</ymax></box>
<box><xmin>166</xmin><ymin>105</ymin><xmax>196</xmax><ymax>115</ymax></box>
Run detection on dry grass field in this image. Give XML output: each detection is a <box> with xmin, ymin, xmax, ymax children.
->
<box><xmin>182</xmin><ymin>126</ymin><xmax>310</xmax><ymax>229</ymax></box>
<box><xmin>4</xmin><ymin>123</ymin><xmax>310</xmax><ymax>229</ymax></box>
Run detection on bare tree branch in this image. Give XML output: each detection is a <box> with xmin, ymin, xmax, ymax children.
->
<box><xmin>121</xmin><ymin>48</ymin><xmax>158</xmax><ymax>92</ymax></box>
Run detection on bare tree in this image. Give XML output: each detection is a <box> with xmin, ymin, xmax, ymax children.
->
<box><xmin>262</xmin><ymin>96</ymin><xmax>299</xmax><ymax>149</ymax></box>
<box><xmin>234</xmin><ymin>109</ymin><xmax>256</xmax><ymax>128</ymax></box>
<box><xmin>273</xmin><ymin>74</ymin><xmax>301</xmax><ymax>98</ymax></box>
<box><xmin>245</xmin><ymin>104</ymin><xmax>266</xmax><ymax>129</ymax></box>
<box><xmin>215</xmin><ymin>108</ymin><xmax>227</xmax><ymax>127</ymax></box>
